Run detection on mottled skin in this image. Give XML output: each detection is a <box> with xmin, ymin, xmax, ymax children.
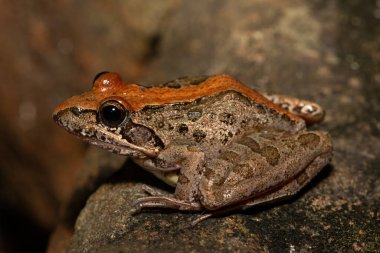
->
<box><xmin>53</xmin><ymin>73</ymin><xmax>333</xmax><ymax>222</ymax></box>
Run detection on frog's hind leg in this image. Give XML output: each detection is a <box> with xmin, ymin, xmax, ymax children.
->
<box><xmin>241</xmin><ymin>149</ymin><xmax>332</xmax><ymax>210</ymax></box>
<box><xmin>263</xmin><ymin>93</ymin><xmax>325</xmax><ymax>125</ymax></box>
<box><xmin>198</xmin><ymin>130</ymin><xmax>332</xmax><ymax>211</ymax></box>
<box><xmin>190</xmin><ymin>149</ymin><xmax>331</xmax><ymax>226</ymax></box>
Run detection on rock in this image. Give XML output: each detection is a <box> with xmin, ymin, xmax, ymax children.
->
<box><xmin>68</xmin><ymin>164</ymin><xmax>269</xmax><ymax>253</ymax></box>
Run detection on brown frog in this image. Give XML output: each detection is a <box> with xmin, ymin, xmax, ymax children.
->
<box><xmin>53</xmin><ymin>72</ymin><xmax>333</xmax><ymax>224</ymax></box>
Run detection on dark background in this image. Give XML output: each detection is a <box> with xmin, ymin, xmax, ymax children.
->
<box><xmin>0</xmin><ymin>1</ymin><xmax>379</xmax><ymax>252</ymax></box>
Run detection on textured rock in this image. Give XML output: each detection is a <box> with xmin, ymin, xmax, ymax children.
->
<box><xmin>68</xmin><ymin>164</ymin><xmax>269</xmax><ymax>253</ymax></box>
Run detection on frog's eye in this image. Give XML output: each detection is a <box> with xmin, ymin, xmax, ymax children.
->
<box><xmin>99</xmin><ymin>100</ymin><xmax>128</xmax><ymax>127</ymax></box>
<box><xmin>93</xmin><ymin>71</ymin><xmax>110</xmax><ymax>84</ymax></box>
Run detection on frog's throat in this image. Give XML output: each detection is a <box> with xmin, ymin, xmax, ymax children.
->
<box><xmin>92</xmin><ymin>126</ymin><xmax>159</xmax><ymax>157</ymax></box>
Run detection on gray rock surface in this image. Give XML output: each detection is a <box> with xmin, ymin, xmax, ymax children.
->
<box><xmin>66</xmin><ymin>0</ymin><xmax>380</xmax><ymax>252</ymax></box>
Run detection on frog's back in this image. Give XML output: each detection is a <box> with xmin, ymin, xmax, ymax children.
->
<box><xmin>132</xmin><ymin>76</ymin><xmax>306</xmax><ymax>154</ymax></box>
<box><xmin>131</xmin><ymin>74</ymin><xmax>301</xmax><ymax>122</ymax></box>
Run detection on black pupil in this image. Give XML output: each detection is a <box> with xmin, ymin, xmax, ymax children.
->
<box><xmin>101</xmin><ymin>104</ymin><xmax>125</xmax><ymax>126</ymax></box>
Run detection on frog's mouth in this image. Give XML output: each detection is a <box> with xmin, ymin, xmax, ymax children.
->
<box><xmin>53</xmin><ymin>107</ymin><xmax>159</xmax><ymax>158</ymax></box>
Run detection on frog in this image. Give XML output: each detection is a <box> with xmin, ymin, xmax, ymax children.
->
<box><xmin>53</xmin><ymin>72</ymin><xmax>333</xmax><ymax>224</ymax></box>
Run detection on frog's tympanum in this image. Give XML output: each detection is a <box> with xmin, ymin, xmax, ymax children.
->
<box><xmin>54</xmin><ymin>72</ymin><xmax>332</xmax><ymax>224</ymax></box>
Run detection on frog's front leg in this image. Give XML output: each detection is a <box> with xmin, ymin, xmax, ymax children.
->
<box><xmin>198</xmin><ymin>130</ymin><xmax>333</xmax><ymax>210</ymax></box>
<box><xmin>133</xmin><ymin>145</ymin><xmax>205</xmax><ymax>211</ymax></box>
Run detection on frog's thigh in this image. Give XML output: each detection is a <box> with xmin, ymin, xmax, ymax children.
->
<box><xmin>242</xmin><ymin>150</ymin><xmax>331</xmax><ymax>209</ymax></box>
<box><xmin>198</xmin><ymin>131</ymin><xmax>332</xmax><ymax>210</ymax></box>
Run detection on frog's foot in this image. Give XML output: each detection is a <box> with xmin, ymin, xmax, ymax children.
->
<box><xmin>191</xmin><ymin>213</ymin><xmax>214</xmax><ymax>226</ymax></box>
<box><xmin>191</xmin><ymin>204</ymin><xmax>245</xmax><ymax>226</ymax></box>
<box><xmin>141</xmin><ymin>184</ymin><xmax>168</xmax><ymax>196</ymax></box>
<box><xmin>133</xmin><ymin>195</ymin><xmax>202</xmax><ymax>211</ymax></box>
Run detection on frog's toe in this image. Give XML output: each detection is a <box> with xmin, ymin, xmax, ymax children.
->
<box><xmin>133</xmin><ymin>196</ymin><xmax>202</xmax><ymax>211</ymax></box>
<box><xmin>141</xmin><ymin>184</ymin><xmax>167</xmax><ymax>196</ymax></box>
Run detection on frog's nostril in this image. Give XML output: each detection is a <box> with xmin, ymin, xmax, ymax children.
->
<box><xmin>70</xmin><ymin>107</ymin><xmax>81</xmax><ymax>116</ymax></box>
<box><xmin>52</xmin><ymin>113</ymin><xmax>60</xmax><ymax>124</ymax></box>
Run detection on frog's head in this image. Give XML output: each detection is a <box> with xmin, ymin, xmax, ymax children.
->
<box><xmin>53</xmin><ymin>72</ymin><xmax>162</xmax><ymax>158</ymax></box>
